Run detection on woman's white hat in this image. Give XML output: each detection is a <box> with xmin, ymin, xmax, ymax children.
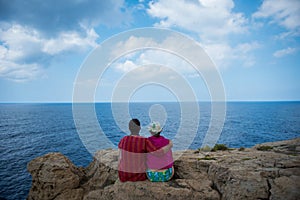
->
<box><xmin>148</xmin><ymin>121</ymin><xmax>162</xmax><ymax>134</ymax></box>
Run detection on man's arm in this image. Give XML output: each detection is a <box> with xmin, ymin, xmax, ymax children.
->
<box><xmin>146</xmin><ymin>139</ymin><xmax>173</xmax><ymax>157</ymax></box>
<box><xmin>161</xmin><ymin>140</ymin><xmax>173</xmax><ymax>154</ymax></box>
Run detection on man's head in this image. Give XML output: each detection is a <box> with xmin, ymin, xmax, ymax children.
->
<box><xmin>129</xmin><ymin>118</ymin><xmax>141</xmax><ymax>135</ymax></box>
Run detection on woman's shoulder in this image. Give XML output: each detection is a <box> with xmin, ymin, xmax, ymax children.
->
<box><xmin>148</xmin><ymin>135</ymin><xmax>170</xmax><ymax>142</ymax></box>
<box><xmin>159</xmin><ymin>135</ymin><xmax>170</xmax><ymax>141</ymax></box>
<box><xmin>148</xmin><ymin>135</ymin><xmax>162</xmax><ymax>140</ymax></box>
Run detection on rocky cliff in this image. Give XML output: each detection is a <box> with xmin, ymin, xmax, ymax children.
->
<box><xmin>27</xmin><ymin>138</ymin><xmax>300</xmax><ymax>200</ymax></box>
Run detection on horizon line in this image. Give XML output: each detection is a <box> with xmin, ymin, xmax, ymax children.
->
<box><xmin>0</xmin><ymin>100</ymin><xmax>300</xmax><ymax>104</ymax></box>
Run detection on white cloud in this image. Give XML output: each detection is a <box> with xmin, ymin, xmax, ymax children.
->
<box><xmin>111</xmin><ymin>35</ymin><xmax>210</xmax><ymax>75</ymax></box>
<box><xmin>147</xmin><ymin>0</ymin><xmax>247</xmax><ymax>41</ymax></box>
<box><xmin>115</xmin><ymin>60</ymin><xmax>139</xmax><ymax>72</ymax></box>
<box><xmin>273</xmin><ymin>47</ymin><xmax>297</xmax><ymax>58</ymax></box>
<box><xmin>112</xmin><ymin>36</ymin><xmax>157</xmax><ymax>57</ymax></box>
<box><xmin>0</xmin><ymin>0</ymin><xmax>129</xmax><ymax>82</ymax></box>
<box><xmin>42</xmin><ymin>27</ymin><xmax>98</xmax><ymax>55</ymax></box>
<box><xmin>0</xmin><ymin>24</ymin><xmax>99</xmax><ymax>81</ymax></box>
<box><xmin>202</xmin><ymin>42</ymin><xmax>260</xmax><ymax>68</ymax></box>
<box><xmin>112</xmin><ymin>34</ymin><xmax>260</xmax><ymax>78</ymax></box>
<box><xmin>253</xmin><ymin>0</ymin><xmax>300</xmax><ymax>34</ymax></box>
<box><xmin>0</xmin><ymin>24</ymin><xmax>43</xmax><ymax>62</ymax></box>
<box><xmin>0</xmin><ymin>60</ymin><xmax>44</xmax><ymax>82</ymax></box>
<box><xmin>122</xmin><ymin>65</ymin><xmax>177</xmax><ymax>81</ymax></box>
<box><xmin>145</xmin><ymin>0</ymin><xmax>260</xmax><ymax>68</ymax></box>
<box><xmin>114</xmin><ymin>49</ymin><xmax>194</xmax><ymax>74</ymax></box>
<box><xmin>111</xmin><ymin>65</ymin><xmax>199</xmax><ymax>102</ymax></box>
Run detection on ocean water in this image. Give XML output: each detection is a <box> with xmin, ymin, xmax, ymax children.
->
<box><xmin>0</xmin><ymin>102</ymin><xmax>300</xmax><ymax>199</ymax></box>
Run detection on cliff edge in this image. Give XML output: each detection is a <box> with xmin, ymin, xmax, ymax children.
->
<box><xmin>27</xmin><ymin>138</ymin><xmax>300</xmax><ymax>200</ymax></box>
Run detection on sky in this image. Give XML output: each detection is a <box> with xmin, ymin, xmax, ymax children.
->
<box><xmin>0</xmin><ymin>0</ymin><xmax>299</xmax><ymax>102</ymax></box>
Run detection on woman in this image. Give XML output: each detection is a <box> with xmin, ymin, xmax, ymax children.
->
<box><xmin>146</xmin><ymin>121</ymin><xmax>174</xmax><ymax>182</ymax></box>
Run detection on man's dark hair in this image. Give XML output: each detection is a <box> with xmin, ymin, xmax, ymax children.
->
<box><xmin>131</xmin><ymin>118</ymin><xmax>140</xmax><ymax>126</ymax></box>
<box><xmin>129</xmin><ymin>119</ymin><xmax>141</xmax><ymax>135</ymax></box>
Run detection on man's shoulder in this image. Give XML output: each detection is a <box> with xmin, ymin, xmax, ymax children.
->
<box><xmin>131</xmin><ymin>135</ymin><xmax>147</xmax><ymax>139</ymax></box>
<box><xmin>120</xmin><ymin>135</ymin><xmax>147</xmax><ymax>141</ymax></box>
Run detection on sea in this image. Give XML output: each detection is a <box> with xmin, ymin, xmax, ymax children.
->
<box><xmin>0</xmin><ymin>102</ymin><xmax>300</xmax><ymax>199</ymax></box>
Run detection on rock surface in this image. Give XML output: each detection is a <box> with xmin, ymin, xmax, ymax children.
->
<box><xmin>27</xmin><ymin>138</ymin><xmax>300</xmax><ymax>200</ymax></box>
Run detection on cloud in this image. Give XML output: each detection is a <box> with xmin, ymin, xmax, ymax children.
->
<box><xmin>0</xmin><ymin>0</ymin><xmax>130</xmax><ymax>36</ymax></box>
<box><xmin>111</xmin><ymin>65</ymin><xmax>199</xmax><ymax>102</ymax></box>
<box><xmin>273</xmin><ymin>47</ymin><xmax>297</xmax><ymax>58</ymax></box>
<box><xmin>145</xmin><ymin>0</ymin><xmax>260</xmax><ymax>68</ymax></box>
<box><xmin>115</xmin><ymin>60</ymin><xmax>138</xmax><ymax>72</ymax></box>
<box><xmin>201</xmin><ymin>41</ymin><xmax>261</xmax><ymax>68</ymax></box>
<box><xmin>114</xmin><ymin>49</ymin><xmax>195</xmax><ymax>74</ymax></box>
<box><xmin>0</xmin><ymin>60</ymin><xmax>44</xmax><ymax>82</ymax></box>
<box><xmin>121</xmin><ymin>65</ymin><xmax>178</xmax><ymax>81</ymax></box>
<box><xmin>0</xmin><ymin>24</ymin><xmax>99</xmax><ymax>81</ymax></box>
<box><xmin>111</xmin><ymin>35</ymin><xmax>214</xmax><ymax>76</ymax></box>
<box><xmin>0</xmin><ymin>0</ymin><xmax>130</xmax><ymax>81</ymax></box>
<box><xmin>42</xmin><ymin>27</ymin><xmax>98</xmax><ymax>55</ymax></box>
<box><xmin>147</xmin><ymin>0</ymin><xmax>247</xmax><ymax>41</ymax></box>
<box><xmin>253</xmin><ymin>0</ymin><xmax>300</xmax><ymax>35</ymax></box>
<box><xmin>112</xmin><ymin>33</ymin><xmax>260</xmax><ymax>78</ymax></box>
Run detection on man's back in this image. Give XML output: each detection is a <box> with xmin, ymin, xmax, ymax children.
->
<box><xmin>118</xmin><ymin>135</ymin><xmax>148</xmax><ymax>182</ymax></box>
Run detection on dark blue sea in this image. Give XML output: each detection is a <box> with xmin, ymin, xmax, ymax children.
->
<box><xmin>0</xmin><ymin>102</ymin><xmax>300</xmax><ymax>199</ymax></box>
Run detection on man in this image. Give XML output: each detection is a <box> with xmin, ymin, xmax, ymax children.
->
<box><xmin>118</xmin><ymin>119</ymin><xmax>173</xmax><ymax>182</ymax></box>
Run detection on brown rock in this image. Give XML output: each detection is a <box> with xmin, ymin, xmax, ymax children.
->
<box><xmin>54</xmin><ymin>188</ymin><xmax>84</xmax><ymax>200</ymax></box>
<box><xmin>27</xmin><ymin>152</ymin><xmax>83</xmax><ymax>200</ymax></box>
<box><xmin>81</xmin><ymin>149</ymin><xmax>118</xmax><ymax>191</ymax></box>
<box><xmin>101</xmin><ymin>179</ymin><xmax>219</xmax><ymax>200</ymax></box>
<box><xmin>27</xmin><ymin>138</ymin><xmax>300</xmax><ymax>200</ymax></box>
<box><xmin>269</xmin><ymin>176</ymin><xmax>300</xmax><ymax>200</ymax></box>
<box><xmin>83</xmin><ymin>189</ymin><xmax>105</xmax><ymax>200</ymax></box>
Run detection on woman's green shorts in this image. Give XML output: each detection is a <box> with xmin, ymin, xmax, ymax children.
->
<box><xmin>146</xmin><ymin>167</ymin><xmax>174</xmax><ymax>182</ymax></box>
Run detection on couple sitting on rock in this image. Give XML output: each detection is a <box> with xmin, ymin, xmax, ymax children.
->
<box><xmin>118</xmin><ymin>119</ymin><xmax>174</xmax><ymax>182</ymax></box>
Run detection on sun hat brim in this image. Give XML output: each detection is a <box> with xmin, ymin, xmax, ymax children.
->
<box><xmin>148</xmin><ymin>122</ymin><xmax>162</xmax><ymax>133</ymax></box>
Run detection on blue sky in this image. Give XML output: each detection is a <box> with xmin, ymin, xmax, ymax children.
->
<box><xmin>0</xmin><ymin>0</ymin><xmax>299</xmax><ymax>102</ymax></box>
